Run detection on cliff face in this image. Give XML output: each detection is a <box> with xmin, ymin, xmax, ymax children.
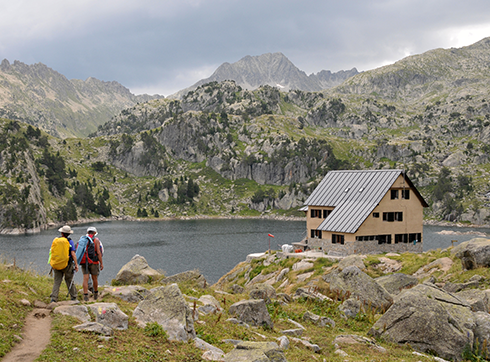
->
<box><xmin>0</xmin><ymin>59</ymin><xmax>163</xmax><ymax>138</ymax></box>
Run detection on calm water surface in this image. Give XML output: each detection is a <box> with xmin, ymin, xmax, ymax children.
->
<box><xmin>0</xmin><ymin>219</ymin><xmax>489</xmax><ymax>286</ymax></box>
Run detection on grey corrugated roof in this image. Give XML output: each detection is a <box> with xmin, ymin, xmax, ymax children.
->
<box><xmin>304</xmin><ymin>169</ymin><xmax>419</xmax><ymax>234</ymax></box>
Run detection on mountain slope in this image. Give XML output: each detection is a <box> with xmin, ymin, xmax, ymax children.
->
<box><xmin>171</xmin><ymin>53</ymin><xmax>358</xmax><ymax>98</ymax></box>
<box><xmin>0</xmin><ymin>59</ymin><xmax>163</xmax><ymax>138</ymax></box>
<box><xmin>333</xmin><ymin>37</ymin><xmax>490</xmax><ymax>103</ymax></box>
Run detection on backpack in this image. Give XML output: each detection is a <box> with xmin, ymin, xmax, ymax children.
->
<box><xmin>49</xmin><ymin>237</ymin><xmax>70</xmax><ymax>270</ymax></box>
<box><xmin>76</xmin><ymin>235</ymin><xmax>101</xmax><ymax>264</ymax></box>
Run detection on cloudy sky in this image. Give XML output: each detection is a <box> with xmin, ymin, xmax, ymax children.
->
<box><xmin>1</xmin><ymin>0</ymin><xmax>490</xmax><ymax>96</ymax></box>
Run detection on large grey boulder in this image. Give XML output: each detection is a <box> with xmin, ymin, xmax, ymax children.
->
<box><xmin>114</xmin><ymin>255</ymin><xmax>163</xmax><ymax>284</ymax></box>
<box><xmin>53</xmin><ymin>305</ymin><xmax>90</xmax><ymax>322</ymax></box>
<box><xmin>452</xmin><ymin>238</ymin><xmax>490</xmax><ymax>270</ymax></box>
<box><xmin>228</xmin><ymin>299</ymin><xmax>273</xmax><ymax>329</ymax></box>
<box><xmin>224</xmin><ymin>341</ymin><xmax>286</xmax><ymax>362</ymax></box>
<box><xmin>325</xmin><ymin>266</ymin><xmax>393</xmax><ymax>311</ymax></box>
<box><xmin>101</xmin><ymin>285</ymin><xmax>150</xmax><ymax>302</ymax></box>
<box><xmin>375</xmin><ymin>273</ymin><xmax>418</xmax><ymax>296</ymax></box>
<box><xmin>369</xmin><ymin>283</ymin><xmax>475</xmax><ymax>361</ymax></box>
<box><xmin>248</xmin><ymin>283</ymin><xmax>277</xmax><ymax>303</ymax></box>
<box><xmin>86</xmin><ymin>303</ymin><xmax>129</xmax><ymax>330</ymax></box>
<box><xmin>133</xmin><ymin>283</ymin><xmax>196</xmax><ymax>341</ymax></box>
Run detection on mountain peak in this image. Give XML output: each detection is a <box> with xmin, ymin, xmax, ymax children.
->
<box><xmin>170</xmin><ymin>52</ymin><xmax>358</xmax><ymax>98</ymax></box>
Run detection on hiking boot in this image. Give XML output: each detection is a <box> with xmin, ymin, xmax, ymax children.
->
<box><xmin>71</xmin><ymin>296</ymin><xmax>77</xmax><ymax>301</ymax></box>
<box><xmin>89</xmin><ymin>286</ymin><xmax>94</xmax><ymax>294</ymax></box>
<box><xmin>94</xmin><ymin>291</ymin><xmax>98</xmax><ymax>300</ymax></box>
<box><xmin>83</xmin><ymin>293</ymin><xmax>89</xmax><ymax>302</ymax></box>
<box><xmin>50</xmin><ymin>299</ymin><xmax>56</xmax><ymax>303</ymax></box>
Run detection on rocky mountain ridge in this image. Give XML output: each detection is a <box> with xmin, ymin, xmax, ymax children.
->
<box><xmin>170</xmin><ymin>52</ymin><xmax>359</xmax><ymax>98</ymax></box>
<box><xmin>0</xmin><ymin>59</ymin><xmax>163</xmax><ymax>138</ymax></box>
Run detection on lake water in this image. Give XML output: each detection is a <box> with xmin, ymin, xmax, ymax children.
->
<box><xmin>0</xmin><ymin>219</ymin><xmax>489</xmax><ymax>286</ymax></box>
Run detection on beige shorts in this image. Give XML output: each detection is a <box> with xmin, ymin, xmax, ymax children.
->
<box><xmin>81</xmin><ymin>263</ymin><xmax>100</xmax><ymax>276</ymax></box>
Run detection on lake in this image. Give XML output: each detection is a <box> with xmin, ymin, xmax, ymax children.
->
<box><xmin>0</xmin><ymin>219</ymin><xmax>489</xmax><ymax>286</ymax></box>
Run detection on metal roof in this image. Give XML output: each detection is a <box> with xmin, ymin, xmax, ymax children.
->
<box><xmin>304</xmin><ymin>169</ymin><xmax>426</xmax><ymax>234</ymax></box>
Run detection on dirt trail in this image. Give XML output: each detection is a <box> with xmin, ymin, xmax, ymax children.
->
<box><xmin>2</xmin><ymin>308</ymin><xmax>52</xmax><ymax>362</ymax></box>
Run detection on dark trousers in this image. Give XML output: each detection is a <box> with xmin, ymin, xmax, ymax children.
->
<box><xmin>50</xmin><ymin>263</ymin><xmax>77</xmax><ymax>301</ymax></box>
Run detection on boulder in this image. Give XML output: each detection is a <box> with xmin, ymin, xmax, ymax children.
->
<box><xmin>228</xmin><ymin>299</ymin><xmax>273</xmax><ymax>329</ymax></box>
<box><xmin>293</xmin><ymin>287</ymin><xmax>332</xmax><ymax>303</ymax></box>
<box><xmin>86</xmin><ymin>303</ymin><xmax>129</xmax><ymax>330</ymax></box>
<box><xmin>195</xmin><ymin>337</ymin><xmax>225</xmax><ymax>360</ymax></box>
<box><xmin>53</xmin><ymin>305</ymin><xmax>90</xmax><ymax>322</ymax></box>
<box><xmin>413</xmin><ymin>257</ymin><xmax>453</xmax><ymax>279</ymax></box>
<box><xmin>101</xmin><ymin>285</ymin><xmax>150</xmax><ymax>302</ymax></box>
<box><xmin>369</xmin><ymin>283</ymin><xmax>475</xmax><ymax>361</ymax></box>
<box><xmin>231</xmin><ymin>284</ymin><xmax>245</xmax><ymax>294</ymax></box>
<box><xmin>339</xmin><ymin>298</ymin><xmax>361</xmax><ymax>318</ymax></box>
<box><xmin>290</xmin><ymin>337</ymin><xmax>321</xmax><ymax>353</ymax></box>
<box><xmin>114</xmin><ymin>255</ymin><xmax>163</xmax><ymax>285</ymax></box>
<box><xmin>133</xmin><ymin>283</ymin><xmax>196</xmax><ymax>341</ymax></box>
<box><xmin>292</xmin><ymin>260</ymin><xmax>314</xmax><ymax>271</ymax></box>
<box><xmin>199</xmin><ymin>295</ymin><xmax>222</xmax><ymax>311</ymax></box>
<box><xmin>473</xmin><ymin>311</ymin><xmax>490</xmax><ymax>355</ymax></box>
<box><xmin>326</xmin><ymin>266</ymin><xmax>393</xmax><ymax>311</ymax></box>
<box><xmin>375</xmin><ymin>273</ymin><xmax>418</xmax><ymax>296</ymax></box>
<box><xmin>302</xmin><ymin>310</ymin><xmax>335</xmax><ymax>327</ymax></box>
<box><xmin>224</xmin><ymin>341</ymin><xmax>286</xmax><ymax>362</ymax></box>
<box><xmin>73</xmin><ymin>322</ymin><xmax>113</xmax><ymax>336</ymax></box>
<box><xmin>456</xmin><ymin>289</ymin><xmax>490</xmax><ymax>312</ymax></box>
<box><xmin>161</xmin><ymin>270</ymin><xmax>207</xmax><ymax>288</ymax></box>
<box><xmin>338</xmin><ymin>255</ymin><xmax>365</xmax><ymax>270</ymax></box>
<box><xmin>452</xmin><ymin>238</ymin><xmax>490</xmax><ymax>270</ymax></box>
<box><xmin>248</xmin><ymin>283</ymin><xmax>277</xmax><ymax>303</ymax></box>
<box><xmin>443</xmin><ymin>280</ymin><xmax>480</xmax><ymax>294</ymax></box>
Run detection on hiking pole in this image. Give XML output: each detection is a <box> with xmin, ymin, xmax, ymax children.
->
<box><xmin>66</xmin><ymin>268</ymin><xmax>76</xmax><ymax>298</ymax></box>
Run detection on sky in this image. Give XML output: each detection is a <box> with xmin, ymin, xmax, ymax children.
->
<box><xmin>1</xmin><ymin>0</ymin><xmax>490</xmax><ymax>97</ymax></box>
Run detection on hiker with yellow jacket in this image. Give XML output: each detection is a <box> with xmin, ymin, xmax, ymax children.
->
<box><xmin>49</xmin><ymin>225</ymin><xmax>78</xmax><ymax>302</ymax></box>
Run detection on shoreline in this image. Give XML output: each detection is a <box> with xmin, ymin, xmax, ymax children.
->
<box><xmin>0</xmin><ymin>213</ymin><xmax>306</xmax><ymax>235</ymax></box>
<box><xmin>2</xmin><ymin>214</ymin><xmax>489</xmax><ymax>236</ymax></box>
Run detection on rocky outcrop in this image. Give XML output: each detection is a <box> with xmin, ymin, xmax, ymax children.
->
<box><xmin>133</xmin><ymin>283</ymin><xmax>196</xmax><ymax>341</ymax></box>
<box><xmin>452</xmin><ymin>238</ymin><xmax>490</xmax><ymax>270</ymax></box>
<box><xmin>228</xmin><ymin>299</ymin><xmax>273</xmax><ymax>329</ymax></box>
<box><xmin>114</xmin><ymin>255</ymin><xmax>163</xmax><ymax>285</ymax></box>
<box><xmin>325</xmin><ymin>266</ymin><xmax>393</xmax><ymax>311</ymax></box>
<box><xmin>375</xmin><ymin>273</ymin><xmax>418</xmax><ymax>296</ymax></box>
<box><xmin>160</xmin><ymin>270</ymin><xmax>207</xmax><ymax>288</ymax></box>
<box><xmin>101</xmin><ymin>285</ymin><xmax>150</xmax><ymax>302</ymax></box>
<box><xmin>369</xmin><ymin>283</ymin><xmax>475</xmax><ymax>361</ymax></box>
<box><xmin>223</xmin><ymin>341</ymin><xmax>286</xmax><ymax>362</ymax></box>
<box><xmin>86</xmin><ymin>303</ymin><xmax>129</xmax><ymax>330</ymax></box>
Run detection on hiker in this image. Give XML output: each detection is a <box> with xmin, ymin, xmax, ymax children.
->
<box><xmin>49</xmin><ymin>225</ymin><xmax>78</xmax><ymax>302</ymax></box>
<box><xmin>79</xmin><ymin>226</ymin><xmax>104</xmax><ymax>301</ymax></box>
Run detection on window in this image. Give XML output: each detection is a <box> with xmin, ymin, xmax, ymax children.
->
<box><xmin>377</xmin><ymin>235</ymin><xmax>392</xmax><ymax>244</ymax></box>
<box><xmin>332</xmin><ymin>234</ymin><xmax>344</xmax><ymax>244</ymax></box>
<box><xmin>323</xmin><ymin>210</ymin><xmax>331</xmax><ymax>218</ymax></box>
<box><xmin>373</xmin><ymin>212</ymin><xmax>379</xmax><ymax>218</ymax></box>
<box><xmin>395</xmin><ymin>233</ymin><xmax>421</xmax><ymax>244</ymax></box>
<box><xmin>311</xmin><ymin>209</ymin><xmax>322</xmax><ymax>218</ymax></box>
<box><xmin>383</xmin><ymin>212</ymin><xmax>403</xmax><ymax>222</ymax></box>
<box><xmin>391</xmin><ymin>190</ymin><xmax>399</xmax><ymax>199</ymax></box>
<box><xmin>311</xmin><ymin>229</ymin><xmax>322</xmax><ymax>238</ymax></box>
<box><xmin>401</xmin><ymin>189</ymin><xmax>410</xmax><ymax>199</ymax></box>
